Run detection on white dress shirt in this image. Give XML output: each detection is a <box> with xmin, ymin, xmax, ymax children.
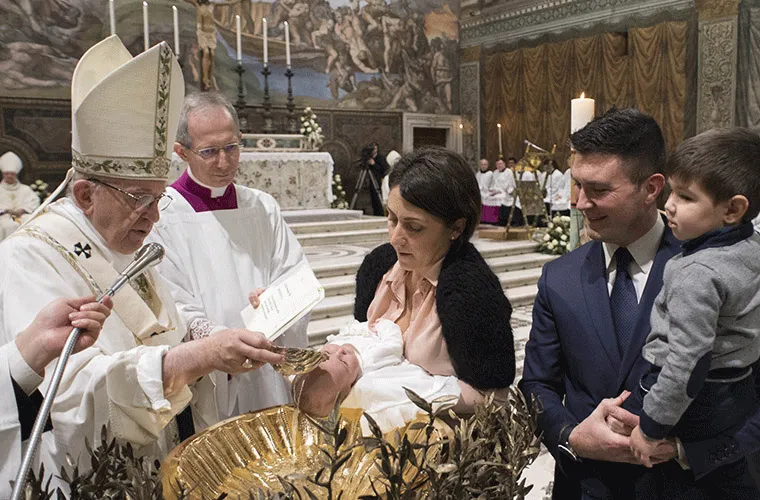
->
<box><xmin>602</xmin><ymin>215</ymin><xmax>665</xmax><ymax>301</ymax></box>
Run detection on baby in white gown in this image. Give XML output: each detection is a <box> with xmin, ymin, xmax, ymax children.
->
<box><xmin>294</xmin><ymin>320</ymin><xmax>461</xmax><ymax>434</ymax></box>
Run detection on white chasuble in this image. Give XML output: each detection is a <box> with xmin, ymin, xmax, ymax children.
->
<box><xmin>0</xmin><ymin>343</ymin><xmax>23</xmax><ymax>498</ymax></box>
<box><xmin>149</xmin><ymin>185</ymin><xmax>309</xmax><ymax>421</ymax></box>
<box><xmin>0</xmin><ymin>198</ymin><xmax>216</xmax><ymax>491</ymax></box>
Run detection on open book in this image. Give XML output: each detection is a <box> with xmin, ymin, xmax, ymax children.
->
<box><xmin>240</xmin><ymin>261</ymin><xmax>325</xmax><ymax>341</ymax></box>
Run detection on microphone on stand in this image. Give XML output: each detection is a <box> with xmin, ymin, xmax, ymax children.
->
<box><xmin>10</xmin><ymin>243</ymin><xmax>165</xmax><ymax>500</ymax></box>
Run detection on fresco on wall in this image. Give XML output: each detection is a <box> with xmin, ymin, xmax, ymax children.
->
<box><xmin>0</xmin><ymin>0</ymin><xmax>459</xmax><ymax>113</ymax></box>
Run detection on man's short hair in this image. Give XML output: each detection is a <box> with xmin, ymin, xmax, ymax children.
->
<box><xmin>176</xmin><ymin>91</ymin><xmax>240</xmax><ymax>148</ymax></box>
<box><xmin>570</xmin><ymin>107</ymin><xmax>665</xmax><ymax>185</ymax></box>
<box><xmin>666</xmin><ymin>128</ymin><xmax>760</xmax><ymax>221</ymax></box>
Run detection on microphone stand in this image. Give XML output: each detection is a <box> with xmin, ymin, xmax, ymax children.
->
<box><xmin>10</xmin><ymin>243</ymin><xmax>165</xmax><ymax>500</ymax></box>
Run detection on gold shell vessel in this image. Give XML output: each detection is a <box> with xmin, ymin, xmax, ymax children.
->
<box><xmin>161</xmin><ymin>405</ymin><xmax>428</xmax><ymax>499</ymax></box>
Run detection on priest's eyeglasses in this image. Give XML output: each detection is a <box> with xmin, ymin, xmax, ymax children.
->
<box><xmin>88</xmin><ymin>178</ymin><xmax>172</xmax><ymax>212</ymax></box>
<box><xmin>186</xmin><ymin>142</ymin><xmax>240</xmax><ymax>161</ymax></box>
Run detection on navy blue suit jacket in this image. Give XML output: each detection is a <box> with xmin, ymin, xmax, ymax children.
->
<box><xmin>519</xmin><ymin>223</ymin><xmax>749</xmax><ymax>496</ymax></box>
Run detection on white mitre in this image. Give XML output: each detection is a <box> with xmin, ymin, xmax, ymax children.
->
<box><xmin>71</xmin><ymin>35</ymin><xmax>184</xmax><ymax>181</ymax></box>
<box><xmin>23</xmin><ymin>37</ymin><xmax>184</xmax><ymax>225</ymax></box>
<box><xmin>0</xmin><ymin>151</ymin><xmax>22</xmax><ymax>174</ymax></box>
<box><xmin>385</xmin><ymin>150</ymin><xmax>401</xmax><ymax>167</ymax></box>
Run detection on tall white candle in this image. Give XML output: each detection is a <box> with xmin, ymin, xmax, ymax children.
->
<box><xmin>109</xmin><ymin>0</ymin><xmax>116</xmax><ymax>36</ymax></box>
<box><xmin>142</xmin><ymin>1</ymin><xmax>149</xmax><ymax>52</ymax></box>
<box><xmin>284</xmin><ymin>21</ymin><xmax>291</xmax><ymax>67</ymax></box>
<box><xmin>172</xmin><ymin>6</ymin><xmax>180</xmax><ymax>56</ymax></box>
<box><xmin>497</xmin><ymin>123</ymin><xmax>503</xmax><ymax>156</ymax></box>
<box><xmin>262</xmin><ymin>18</ymin><xmax>268</xmax><ymax>65</ymax></box>
<box><xmin>571</xmin><ymin>92</ymin><xmax>595</xmax><ymax>133</ymax></box>
<box><xmin>235</xmin><ymin>14</ymin><xmax>242</xmax><ymax>62</ymax></box>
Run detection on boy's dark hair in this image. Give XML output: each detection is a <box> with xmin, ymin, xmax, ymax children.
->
<box><xmin>570</xmin><ymin>107</ymin><xmax>665</xmax><ymax>185</ymax></box>
<box><xmin>666</xmin><ymin>128</ymin><xmax>760</xmax><ymax>221</ymax></box>
<box><xmin>389</xmin><ymin>146</ymin><xmax>480</xmax><ymax>251</ymax></box>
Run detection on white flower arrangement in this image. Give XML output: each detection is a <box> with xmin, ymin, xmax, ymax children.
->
<box><xmin>299</xmin><ymin>106</ymin><xmax>324</xmax><ymax>149</ymax></box>
<box><xmin>538</xmin><ymin>214</ymin><xmax>572</xmax><ymax>255</ymax></box>
<box><xmin>30</xmin><ymin>179</ymin><xmax>50</xmax><ymax>202</ymax></box>
<box><xmin>331</xmin><ymin>173</ymin><xmax>349</xmax><ymax>209</ymax></box>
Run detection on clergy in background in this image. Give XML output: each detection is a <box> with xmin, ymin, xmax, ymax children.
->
<box><xmin>0</xmin><ymin>151</ymin><xmax>40</xmax><ymax>240</ymax></box>
<box><xmin>0</xmin><ymin>37</ymin><xmax>284</xmax><ymax>489</ymax></box>
<box><xmin>149</xmin><ymin>91</ymin><xmax>309</xmax><ymax>421</ymax></box>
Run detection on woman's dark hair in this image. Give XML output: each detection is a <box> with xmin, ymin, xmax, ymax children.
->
<box><xmin>388</xmin><ymin>147</ymin><xmax>481</xmax><ymax>251</ymax></box>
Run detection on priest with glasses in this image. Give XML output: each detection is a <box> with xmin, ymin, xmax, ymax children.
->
<box><xmin>149</xmin><ymin>91</ymin><xmax>310</xmax><ymax>422</ymax></box>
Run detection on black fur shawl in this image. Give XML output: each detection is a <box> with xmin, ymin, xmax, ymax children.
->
<box><xmin>354</xmin><ymin>242</ymin><xmax>515</xmax><ymax>390</ymax></box>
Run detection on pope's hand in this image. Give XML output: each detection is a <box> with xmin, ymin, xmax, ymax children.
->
<box><xmin>15</xmin><ymin>295</ymin><xmax>114</xmax><ymax>376</ymax></box>
<box><xmin>248</xmin><ymin>288</ymin><xmax>267</xmax><ymax>308</ymax></box>
<box><xmin>207</xmin><ymin>328</ymin><xmax>285</xmax><ymax>374</ymax></box>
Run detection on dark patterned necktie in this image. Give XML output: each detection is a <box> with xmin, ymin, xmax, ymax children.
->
<box><xmin>610</xmin><ymin>247</ymin><xmax>637</xmax><ymax>357</ymax></box>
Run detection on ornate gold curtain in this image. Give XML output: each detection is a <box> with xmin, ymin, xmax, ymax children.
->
<box><xmin>483</xmin><ymin>21</ymin><xmax>687</xmax><ymax>164</ymax></box>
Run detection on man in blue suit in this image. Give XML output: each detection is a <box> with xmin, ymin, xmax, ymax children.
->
<box><xmin>520</xmin><ymin>108</ymin><xmax>753</xmax><ymax>499</ymax></box>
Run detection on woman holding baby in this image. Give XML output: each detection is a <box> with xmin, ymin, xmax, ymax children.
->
<box><xmin>296</xmin><ymin>147</ymin><xmax>516</xmax><ymax>421</ymax></box>
<box><xmin>353</xmin><ymin>146</ymin><xmax>516</xmax><ymax>412</ymax></box>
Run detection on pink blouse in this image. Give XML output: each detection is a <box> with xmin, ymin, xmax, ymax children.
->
<box><xmin>366</xmin><ymin>260</ymin><xmax>491</xmax><ymax>411</ymax></box>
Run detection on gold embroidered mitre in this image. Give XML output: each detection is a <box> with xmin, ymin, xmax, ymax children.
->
<box><xmin>70</xmin><ymin>35</ymin><xmax>184</xmax><ymax>181</ymax></box>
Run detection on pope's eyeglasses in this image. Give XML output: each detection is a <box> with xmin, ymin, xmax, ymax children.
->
<box><xmin>88</xmin><ymin>178</ymin><xmax>172</xmax><ymax>212</ymax></box>
<box><xmin>186</xmin><ymin>142</ymin><xmax>240</xmax><ymax>161</ymax></box>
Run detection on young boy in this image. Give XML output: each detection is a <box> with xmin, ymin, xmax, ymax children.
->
<box><xmin>629</xmin><ymin>128</ymin><xmax>760</xmax><ymax>495</ymax></box>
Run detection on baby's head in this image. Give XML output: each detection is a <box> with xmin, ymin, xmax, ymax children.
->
<box><xmin>294</xmin><ymin>344</ymin><xmax>362</xmax><ymax>417</ymax></box>
<box><xmin>664</xmin><ymin>128</ymin><xmax>760</xmax><ymax>241</ymax></box>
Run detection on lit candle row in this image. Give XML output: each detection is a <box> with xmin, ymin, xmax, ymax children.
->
<box><xmin>235</xmin><ymin>17</ymin><xmax>290</xmax><ymax>67</ymax></box>
<box><xmin>108</xmin><ymin>2</ymin><xmax>179</xmax><ymax>55</ymax></box>
<box><xmin>108</xmin><ymin>3</ymin><xmax>291</xmax><ymax>65</ymax></box>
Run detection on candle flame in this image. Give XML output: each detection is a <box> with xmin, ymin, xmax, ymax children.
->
<box><xmin>143</xmin><ymin>1</ymin><xmax>147</xmax><ymax>6</ymax></box>
<box><xmin>580</xmin><ymin>92</ymin><xmax>585</xmax><ymax>99</ymax></box>
<box><xmin>497</xmin><ymin>123</ymin><xmax>502</xmax><ymax>128</ymax></box>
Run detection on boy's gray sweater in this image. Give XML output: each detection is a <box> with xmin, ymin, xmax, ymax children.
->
<box><xmin>641</xmin><ymin>230</ymin><xmax>760</xmax><ymax>439</ymax></box>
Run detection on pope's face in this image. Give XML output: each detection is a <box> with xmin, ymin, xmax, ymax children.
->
<box><xmin>177</xmin><ymin>106</ymin><xmax>241</xmax><ymax>188</ymax></box>
<box><xmin>3</xmin><ymin>172</ymin><xmax>18</xmax><ymax>184</ymax></box>
<box><xmin>78</xmin><ymin>177</ymin><xmax>167</xmax><ymax>255</ymax></box>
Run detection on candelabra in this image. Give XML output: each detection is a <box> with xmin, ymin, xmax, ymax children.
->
<box><xmin>285</xmin><ymin>66</ymin><xmax>297</xmax><ymax>133</ymax></box>
<box><xmin>234</xmin><ymin>62</ymin><xmax>249</xmax><ymax>131</ymax></box>
<box><xmin>235</xmin><ymin>62</ymin><xmax>246</xmax><ymax>108</ymax></box>
<box><xmin>261</xmin><ymin>64</ymin><xmax>274</xmax><ymax>133</ymax></box>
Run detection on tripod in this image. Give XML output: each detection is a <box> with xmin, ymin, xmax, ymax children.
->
<box><xmin>349</xmin><ymin>163</ymin><xmax>383</xmax><ymax>214</ymax></box>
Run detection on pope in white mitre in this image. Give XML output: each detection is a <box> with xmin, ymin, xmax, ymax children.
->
<box><xmin>0</xmin><ymin>36</ymin><xmax>285</xmax><ymax>492</ymax></box>
<box><xmin>0</xmin><ymin>151</ymin><xmax>40</xmax><ymax>240</ymax></box>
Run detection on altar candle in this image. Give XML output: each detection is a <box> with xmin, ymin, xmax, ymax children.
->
<box><xmin>262</xmin><ymin>18</ymin><xmax>268</xmax><ymax>65</ymax></box>
<box><xmin>497</xmin><ymin>123</ymin><xmax>503</xmax><ymax>156</ymax></box>
<box><xmin>235</xmin><ymin>15</ymin><xmax>242</xmax><ymax>62</ymax></box>
<box><xmin>571</xmin><ymin>92</ymin><xmax>595</xmax><ymax>133</ymax></box>
<box><xmin>142</xmin><ymin>1</ymin><xmax>149</xmax><ymax>52</ymax></box>
<box><xmin>172</xmin><ymin>6</ymin><xmax>179</xmax><ymax>56</ymax></box>
<box><xmin>284</xmin><ymin>21</ymin><xmax>291</xmax><ymax>67</ymax></box>
<box><xmin>109</xmin><ymin>0</ymin><xmax>116</xmax><ymax>36</ymax></box>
